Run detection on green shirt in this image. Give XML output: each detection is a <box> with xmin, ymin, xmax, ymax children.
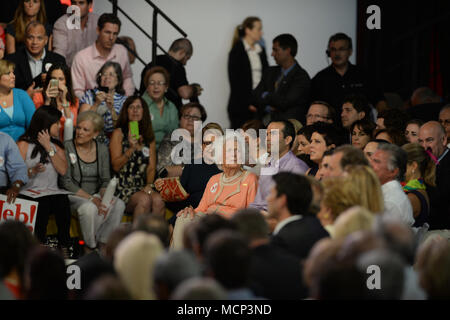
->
<box><xmin>142</xmin><ymin>92</ymin><xmax>179</xmax><ymax>150</ymax></box>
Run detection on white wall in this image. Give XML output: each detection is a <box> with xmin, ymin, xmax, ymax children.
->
<box><xmin>93</xmin><ymin>0</ymin><xmax>357</xmax><ymax>129</ymax></box>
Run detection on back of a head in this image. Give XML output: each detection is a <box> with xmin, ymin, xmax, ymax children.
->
<box><xmin>84</xmin><ymin>275</ymin><xmax>131</xmax><ymax>300</ymax></box>
<box><xmin>334</xmin><ymin>145</ymin><xmax>369</xmax><ymax>169</ymax></box>
<box><xmin>273</xmin><ymin>33</ymin><xmax>298</xmax><ymax>57</ymax></box>
<box><xmin>333</xmin><ymin>206</ymin><xmax>375</xmax><ymax>239</ymax></box>
<box><xmin>411</xmin><ymin>87</ymin><xmax>441</xmax><ymax>106</ymax></box>
<box><xmin>169</xmin><ymin>38</ymin><xmax>193</xmax><ymax>56</ymax></box>
<box><xmin>272</xmin><ymin>172</ymin><xmax>312</xmax><ymax>216</ymax></box>
<box><xmin>193</xmin><ymin>214</ymin><xmax>237</xmax><ymax>255</ymax></box>
<box><xmin>114</xmin><ymin>232</ymin><xmax>164</xmax><ymax>299</ymax></box>
<box><xmin>231</xmin><ymin>208</ymin><xmax>269</xmax><ymax>243</ymax></box>
<box><xmin>171</xmin><ymin>277</ymin><xmax>227</xmax><ymax>300</ymax></box>
<box><xmin>133</xmin><ymin>214</ymin><xmax>170</xmax><ymax>247</ymax></box>
<box><xmin>103</xmin><ymin>224</ymin><xmax>132</xmax><ymax>263</ymax></box>
<box><xmin>401</xmin><ymin>142</ymin><xmax>436</xmax><ymax>187</ymax></box>
<box><xmin>376</xmin><ymin>142</ymin><xmax>408</xmax><ymax>181</ymax></box>
<box><xmin>378</xmin><ymin>108</ymin><xmax>410</xmax><ymax>132</ymax></box>
<box><xmin>154</xmin><ymin>250</ymin><xmax>202</xmax><ymax>297</ymax></box>
<box><xmin>204</xmin><ymin>230</ymin><xmax>251</xmax><ymax>290</ymax></box>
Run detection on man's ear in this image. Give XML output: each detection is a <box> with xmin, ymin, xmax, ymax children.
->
<box><xmin>391</xmin><ymin>167</ymin><xmax>400</xmax><ymax>180</ymax></box>
<box><xmin>358</xmin><ymin>111</ymin><xmax>366</xmax><ymax>120</ymax></box>
<box><xmin>285</xmin><ymin>135</ymin><xmax>293</xmax><ymax>146</ymax></box>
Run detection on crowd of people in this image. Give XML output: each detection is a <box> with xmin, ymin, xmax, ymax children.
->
<box><xmin>0</xmin><ymin>1</ymin><xmax>450</xmax><ymax>300</ymax></box>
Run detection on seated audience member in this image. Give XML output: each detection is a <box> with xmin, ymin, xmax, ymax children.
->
<box><xmin>310</xmin><ymin>32</ymin><xmax>385</xmax><ymax>115</ymax></box>
<box><xmin>251</xmin><ymin>33</ymin><xmax>311</xmax><ymax>125</ymax></box>
<box><xmin>153</xmin><ymin>250</ymin><xmax>202</xmax><ymax>300</ymax></box>
<box><xmin>155</xmin><ymin>123</ymin><xmax>222</xmax><ymax>219</ymax></box>
<box><xmin>60</xmin><ymin>111</ymin><xmax>125</xmax><ymax>252</ymax></box>
<box><xmin>305</xmin><ymin>101</ymin><xmax>335</xmax><ymax>125</ymax></box>
<box><xmin>118</xmin><ymin>36</ymin><xmax>137</xmax><ymax>65</ymax></box>
<box><xmin>374</xmin><ymin>127</ymin><xmax>407</xmax><ymax>146</ymax></box>
<box><xmin>52</xmin><ymin>0</ymin><xmax>99</xmax><ymax>67</ymax></box>
<box><xmin>326</xmin><ymin>145</ymin><xmax>369</xmax><ymax>178</ymax></box>
<box><xmin>84</xmin><ymin>274</ymin><xmax>131</xmax><ymax>300</ymax></box>
<box><xmin>113</xmin><ymin>232</ymin><xmax>164</xmax><ymax>300</ymax></box>
<box><xmin>240</xmin><ymin>119</ymin><xmax>267</xmax><ymax>175</ymax></box>
<box><xmin>0</xmin><ymin>221</ymin><xmax>38</xmax><ymax>299</ymax></box>
<box><xmin>204</xmin><ymin>230</ymin><xmax>259</xmax><ymax>300</ymax></box>
<box><xmin>415</xmin><ymin>236</ymin><xmax>450</xmax><ymax>299</ymax></box>
<box><xmin>227</xmin><ymin>17</ymin><xmax>268</xmax><ymax>129</ymax></box>
<box><xmin>171</xmin><ymin>133</ymin><xmax>258</xmax><ymax>250</ymax></box>
<box><xmin>268</xmin><ymin>172</ymin><xmax>329</xmax><ymax>260</ymax></box>
<box><xmin>5</xmin><ymin>0</ymin><xmax>52</xmax><ymax>55</ymax></box>
<box><xmin>23</xmin><ymin>246</ymin><xmax>68</xmax><ymax>300</ymax></box>
<box><xmin>369</xmin><ymin>143</ymin><xmax>414</xmax><ymax>226</ymax></box>
<box><xmin>307</xmin><ymin>122</ymin><xmax>343</xmax><ymax>178</ymax></box>
<box><xmin>170</xmin><ymin>277</ymin><xmax>227</xmax><ymax>300</ymax></box>
<box><xmin>288</xmin><ymin>118</ymin><xmax>303</xmax><ymax>155</ymax></box>
<box><xmin>405</xmin><ymin>119</ymin><xmax>423</xmax><ymax>144</ymax></box>
<box><xmin>0</xmin><ymin>131</ymin><xmax>28</xmax><ymax>203</ymax></box>
<box><xmin>110</xmin><ymin>96</ymin><xmax>164</xmax><ymax>220</ymax></box>
<box><xmin>341</xmin><ymin>93</ymin><xmax>372</xmax><ymax>130</ymax></box>
<box><xmin>418</xmin><ymin>121</ymin><xmax>450</xmax><ymax>230</ymax></box>
<box><xmin>250</xmin><ymin>120</ymin><xmax>309</xmax><ymax>213</ymax></box>
<box><xmin>376</xmin><ymin>108</ymin><xmax>409</xmax><ymax>132</ymax></box>
<box><xmin>332</xmin><ymin>206</ymin><xmax>375</xmax><ymax>239</ymax></box>
<box><xmin>296</xmin><ymin>125</ymin><xmax>315</xmax><ymax>168</ymax></box>
<box><xmin>79</xmin><ymin>61</ymin><xmax>127</xmax><ymax>142</ymax></box>
<box><xmin>439</xmin><ymin>104</ymin><xmax>450</xmax><ymax>145</ymax></box>
<box><xmin>0</xmin><ymin>59</ymin><xmax>35</xmax><ymax>141</ymax></box>
<box><xmin>363</xmin><ymin>139</ymin><xmax>389</xmax><ymax>160</ymax></box>
<box><xmin>351</xmin><ymin>119</ymin><xmax>376</xmax><ymax>150</ymax></box>
<box><xmin>17</xmin><ymin>106</ymin><xmax>71</xmax><ymax>251</ymax></box>
<box><xmin>101</xmin><ymin>224</ymin><xmax>132</xmax><ymax>263</ymax></box>
<box><xmin>316</xmin><ymin>150</ymin><xmax>333</xmax><ymax>180</ymax></box>
<box><xmin>406</xmin><ymin>87</ymin><xmax>443</xmax><ymax>123</ymax></box>
<box><xmin>232</xmin><ymin>209</ymin><xmax>308</xmax><ymax>299</ymax></box>
<box><xmin>140</xmin><ymin>38</ymin><xmax>202</xmax><ymax>109</ymax></box>
<box><xmin>33</xmin><ymin>63</ymin><xmax>79</xmax><ymax>140</ymax></box>
<box><xmin>141</xmin><ymin>66</ymin><xmax>179</xmax><ymax>149</ymax></box>
<box><xmin>71</xmin><ymin>13</ymin><xmax>135</xmax><ymax>99</ymax></box>
<box><xmin>5</xmin><ymin>21</ymin><xmax>65</xmax><ymax>94</ymax></box>
<box><xmin>157</xmin><ymin>102</ymin><xmax>206</xmax><ymax>172</ymax></box>
<box><xmin>401</xmin><ymin>143</ymin><xmax>435</xmax><ymax>227</ymax></box>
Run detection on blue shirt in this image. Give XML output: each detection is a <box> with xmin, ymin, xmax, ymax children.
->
<box><xmin>0</xmin><ymin>88</ymin><xmax>35</xmax><ymax>141</ymax></box>
<box><xmin>0</xmin><ymin>132</ymin><xmax>28</xmax><ymax>187</ymax></box>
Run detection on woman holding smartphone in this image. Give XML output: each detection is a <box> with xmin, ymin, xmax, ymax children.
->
<box><xmin>33</xmin><ymin>63</ymin><xmax>79</xmax><ymax>141</ymax></box>
<box><xmin>79</xmin><ymin>61</ymin><xmax>127</xmax><ymax>144</ymax></box>
<box><xmin>110</xmin><ymin>96</ymin><xmax>165</xmax><ymax>221</ymax></box>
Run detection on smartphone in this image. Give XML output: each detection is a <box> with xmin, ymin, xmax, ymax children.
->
<box><xmin>98</xmin><ymin>86</ymin><xmax>109</xmax><ymax>93</ymax></box>
<box><xmin>50</xmin><ymin>79</ymin><xmax>59</xmax><ymax>88</ymax></box>
<box><xmin>129</xmin><ymin>121</ymin><xmax>140</xmax><ymax>139</ymax></box>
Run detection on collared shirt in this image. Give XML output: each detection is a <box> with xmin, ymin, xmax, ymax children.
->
<box><xmin>71</xmin><ymin>42</ymin><xmax>135</xmax><ymax>99</ymax></box>
<box><xmin>273</xmin><ymin>215</ymin><xmax>303</xmax><ymax>236</ymax></box>
<box><xmin>0</xmin><ymin>132</ymin><xmax>28</xmax><ymax>187</ymax></box>
<box><xmin>382</xmin><ymin>180</ymin><xmax>414</xmax><ymax>226</ymax></box>
<box><xmin>26</xmin><ymin>48</ymin><xmax>46</xmax><ymax>80</ymax></box>
<box><xmin>249</xmin><ymin>150</ymin><xmax>309</xmax><ymax>211</ymax></box>
<box><xmin>52</xmin><ymin>12</ymin><xmax>99</xmax><ymax>67</ymax></box>
<box><xmin>243</xmin><ymin>39</ymin><xmax>263</xmax><ymax>89</ymax></box>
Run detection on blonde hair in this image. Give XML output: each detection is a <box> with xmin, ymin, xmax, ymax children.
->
<box><xmin>0</xmin><ymin>60</ymin><xmax>15</xmax><ymax>77</ymax></box>
<box><xmin>322</xmin><ymin>178</ymin><xmax>361</xmax><ymax>222</ymax></box>
<box><xmin>333</xmin><ymin>206</ymin><xmax>375</xmax><ymax>239</ymax></box>
<box><xmin>231</xmin><ymin>16</ymin><xmax>261</xmax><ymax>49</ymax></box>
<box><xmin>11</xmin><ymin>0</ymin><xmax>47</xmax><ymax>44</ymax></box>
<box><xmin>344</xmin><ymin>165</ymin><xmax>384</xmax><ymax>214</ymax></box>
<box><xmin>77</xmin><ymin>111</ymin><xmax>104</xmax><ymax>133</ymax></box>
<box><xmin>114</xmin><ymin>232</ymin><xmax>164</xmax><ymax>300</ymax></box>
<box><xmin>402</xmin><ymin>143</ymin><xmax>436</xmax><ymax>187</ymax></box>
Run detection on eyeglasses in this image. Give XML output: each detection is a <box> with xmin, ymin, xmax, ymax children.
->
<box><xmin>148</xmin><ymin>81</ymin><xmax>166</xmax><ymax>87</ymax></box>
<box><xmin>100</xmin><ymin>72</ymin><xmax>117</xmax><ymax>78</ymax></box>
<box><xmin>182</xmin><ymin>114</ymin><xmax>201</xmax><ymax>121</ymax></box>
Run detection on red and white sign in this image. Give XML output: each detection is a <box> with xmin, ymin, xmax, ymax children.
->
<box><xmin>0</xmin><ymin>194</ymin><xmax>39</xmax><ymax>234</ymax></box>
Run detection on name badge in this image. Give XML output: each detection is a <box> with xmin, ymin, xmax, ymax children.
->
<box><xmin>150</xmin><ymin>113</ymin><xmax>155</xmax><ymax>121</ymax></box>
<box><xmin>210</xmin><ymin>182</ymin><xmax>218</xmax><ymax>193</ymax></box>
<box><xmin>69</xmin><ymin>153</ymin><xmax>77</xmax><ymax>164</ymax></box>
<box><xmin>142</xmin><ymin>147</ymin><xmax>150</xmax><ymax>157</ymax></box>
<box><xmin>0</xmin><ymin>156</ymin><xmax>4</xmax><ymax>167</ymax></box>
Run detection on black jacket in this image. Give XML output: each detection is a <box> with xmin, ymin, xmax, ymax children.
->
<box><xmin>5</xmin><ymin>47</ymin><xmax>66</xmax><ymax>90</ymax></box>
<box><xmin>227</xmin><ymin>40</ymin><xmax>268</xmax><ymax>128</ymax></box>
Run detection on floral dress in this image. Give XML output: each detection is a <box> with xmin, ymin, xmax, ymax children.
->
<box><xmin>115</xmin><ymin>130</ymin><xmax>150</xmax><ymax>203</ymax></box>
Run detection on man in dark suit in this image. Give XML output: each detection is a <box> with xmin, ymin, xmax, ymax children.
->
<box><xmin>267</xmin><ymin>172</ymin><xmax>329</xmax><ymax>261</ymax></box>
<box><xmin>251</xmin><ymin>34</ymin><xmax>311</xmax><ymax>125</ymax></box>
<box><xmin>4</xmin><ymin>21</ymin><xmax>66</xmax><ymax>97</ymax></box>
<box><xmin>232</xmin><ymin>208</ymin><xmax>308</xmax><ymax>300</ymax></box>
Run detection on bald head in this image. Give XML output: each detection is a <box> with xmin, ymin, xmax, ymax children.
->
<box><xmin>418</xmin><ymin>121</ymin><xmax>447</xmax><ymax>158</ymax></box>
<box><xmin>411</xmin><ymin>87</ymin><xmax>440</xmax><ymax>106</ymax></box>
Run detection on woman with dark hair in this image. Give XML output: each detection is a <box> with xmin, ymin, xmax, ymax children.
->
<box><xmin>110</xmin><ymin>96</ymin><xmax>165</xmax><ymax>220</ymax></box>
<box><xmin>5</xmin><ymin>0</ymin><xmax>52</xmax><ymax>54</ymax></box>
<box><xmin>33</xmin><ymin>62</ymin><xmax>79</xmax><ymax>140</ymax></box>
<box><xmin>405</xmin><ymin>119</ymin><xmax>423</xmax><ymax>144</ymax></box>
<box><xmin>374</xmin><ymin>127</ymin><xmax>407</xmax><ymax>146</ymax></box>
<box><xmin>228</xmin><ymin>16</ymin><xmax>268</xmax><ymax>129</ymax></box>
<box><xmin>16</xmin><ymin>105</ymin><xmax>71</xmax><ymax>253</ymax></box>
<box><xmin>79</xmin><ymin>61</ymin><xmax>127</xmax><ymax>143</ymax></box>
<box><xmin>350</xmin><ymin>119</ymin><xmax>376</xmax><ymax>150</ymax></box>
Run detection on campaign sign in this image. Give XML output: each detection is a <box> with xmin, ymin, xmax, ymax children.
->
<box><xmin>0</xmin><ymin>194</ymin><xmax>38</xmax><ymax>234</ymax></box>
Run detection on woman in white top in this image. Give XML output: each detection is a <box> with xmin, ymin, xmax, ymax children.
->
<box><xmin>17</xmin><ymin>106</ymin><xmax>71</xmax><ymax>250</ymax></box>
<box><xmin>227</xmin><ymin>17</ymin><xmax>268</xmax><ymax>129</ymax></box>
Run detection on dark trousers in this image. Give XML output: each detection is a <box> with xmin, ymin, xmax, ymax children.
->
<box><xmin>20</xmin><ymin>194</ymin><xmax>72</xmax><ymax>246</ymax></box>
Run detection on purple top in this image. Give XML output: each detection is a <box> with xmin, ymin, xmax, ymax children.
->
<box><xmin>249</xmin><ymin>151</ymin><xmax>309</xmax><ymax>211</ymax></box>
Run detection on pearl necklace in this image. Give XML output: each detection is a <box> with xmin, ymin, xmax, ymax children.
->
<box><xmin>221</xmin><ymin>169</ymin><xmax>244</xmax><ymax>183</ymax></box>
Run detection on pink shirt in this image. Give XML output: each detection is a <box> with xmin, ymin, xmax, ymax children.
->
<box><xmin>71</xmin><ymin>42</ymin><xmax>135</xmax><ymax>99</ymax></box>
<box><xmin>195</xmin><ymin>171</ymin><xmax>258</xmax><ymax>218</ymax></box>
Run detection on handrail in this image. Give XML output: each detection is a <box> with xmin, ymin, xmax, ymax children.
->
<box><xmin>109</xmin><ymin>0</ymin><xmax>188</xmax><ymax>64</ymax></box>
